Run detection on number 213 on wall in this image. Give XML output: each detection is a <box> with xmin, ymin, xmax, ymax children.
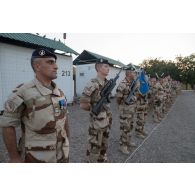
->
<box><xmin>62</xmin><ymin>70</ymin><xmax>71</xmax><ymax>76</ymax></box>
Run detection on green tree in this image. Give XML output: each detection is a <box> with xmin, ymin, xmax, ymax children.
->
<box><xmin>141</xmin><ymin>58</ymin><xmax>180</xmax><ymax>81</ymax></box>
<box><xmin>175</xmin><ymin>54</ymin><xmax>195</xmax><ymax>89</ymax></box>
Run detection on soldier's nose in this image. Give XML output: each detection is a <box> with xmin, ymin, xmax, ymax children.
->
<box><xmin>54</xmin><ymin>64</ymin><xmax>58</xmax><ymax>69</ymax></box>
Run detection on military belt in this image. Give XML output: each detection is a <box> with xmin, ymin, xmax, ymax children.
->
<box><xmin>25</xmin><ymin>145</ymin><xmax>56</xmax><ymax>151</ymax></box>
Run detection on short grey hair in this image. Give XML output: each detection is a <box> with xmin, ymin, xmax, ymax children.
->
<box><xmin>31</xmin><ymin>57</ymin><xmax>40</xmax><ymax>72</ymax></box>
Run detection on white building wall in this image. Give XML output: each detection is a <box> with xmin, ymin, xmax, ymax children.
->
<box><xmin>0</xmin><ymin>43</ymin><xmax>34</xmax><ymax>111</ymax></box>
<box><xmin>75</xmin><ymin>64</ymin><xmax>126</xmax><ymax>97</ymax></box>
<box><xmin>75</xmin><ymin>63</ymin><xmax>96</xmax><ymax>96</ymax></box>
<box><xmin>54</xmin><ymin>54</ymin><xmax>74</xmax><ymax>103</ymax></box>
<box><xmin>0</xmin><ymin>43</ymin><xmax>73</xmax><ymax>110</ymax></box>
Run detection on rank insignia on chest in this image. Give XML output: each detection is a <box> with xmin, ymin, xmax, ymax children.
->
<box><xmin>59</xmin><ymin>99</ymin><xmax>66</xmax><ymax>110</ymax></box>
<box><xmin>55</xmin><ymin>107</ymin><xmax>60</xmax><ymax>113</ymax></box>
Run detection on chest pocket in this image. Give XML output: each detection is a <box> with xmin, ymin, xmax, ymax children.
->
<box><xmin>33</xmin><ymin>96</ymin><xmax>53</xmax><ymax>116</ymax></box>
<box><xmin>91</xmin><ymin>88</ymin><xmax>101</xmax><ymax>103</ymax></box>
<box><xmin>91</xmin><ymin>83</ymin><xmax>103</xmax><ymax>104</ymax></box>
<box><xmin>23</xmin><ymin>95</ymin><xmax>55</xmax><ymax>132</ymax></box>
<box><xmin>51</xmin><ymin>96</ymin><xmax>68</xmax><ymax>119</ymax></box>
<box><xmin>24</xmin><ymin>96</ymin><xmax>50</xmax><ymax>118</ymax></box>
<box><xmin>124</xmin><ymin>83</ymin><xmax>131</xmax><ymax>95</ymax></box>
<box><xmin>124</xmin><ymin>88</ymin><xmax>129</xmax><ymax>95</ymax></box>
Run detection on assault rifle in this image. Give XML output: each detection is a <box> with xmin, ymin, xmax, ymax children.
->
<box><xmin>155</xmin><ymin>72</ymin><xmax>164</xmax><ymax>80</ymax></box>
<box><xmin>125</xmin><ymin>69</ymin><xmax>150</xmax><ymax>105</ymax></box>
<box><xmin>92</xmin><ymin>68</ymin><xmax>122</xmax><ymax>115</ymax></box>
<box><xmin>124</xmin><ymin>75</ymin><xmax>140</xmax><ymax>105</ymax></box>
<box><xmin>155</xmin><ymin>73</ymin><xmax>160</xmax><ymax>80</ymax></box>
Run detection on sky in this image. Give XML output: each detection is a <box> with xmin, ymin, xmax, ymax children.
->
<box><xmin>44</xmin><ymin>33</ymin><xmax>195</xmax><ymax>65</ymax></box>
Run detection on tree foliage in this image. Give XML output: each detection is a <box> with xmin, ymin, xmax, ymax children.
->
<box><xmin>141</xmin><ymin>54</ymin><xmax>195</xmax><ymax>89</ymax></box>
<box><xmin>175</xmin><ymin>54</ymin><xmax>195</xmax><ymax>89</ymax></box>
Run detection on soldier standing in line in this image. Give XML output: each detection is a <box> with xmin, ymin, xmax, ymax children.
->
<box><xmin>116</xmin><ymin>67</ymin><xmax>137</xmax><ymax>155</ymax></box>
<box><xmin>0</xmin><ymin>48</ymin><xmax>70</xmax><ymax>163</ymax></box>
<box><xmin>80</xmin><ymin>59</ymin><xmax>112</xmax><ymax>163</ymax></box>
<box><xmin>147</xmin><ymin>77</ymin><xmax>153</xmax><ymax>110</ymax></box>
<box><xmin>148</xmin><ymin>77</ymin><xmax>156</xmax><ymax>111</ymax></box>
<box><xmin>175</xmin><ymin>81</ymin><xmax>181</xmax><ymax>96</ymax></box>
<box><xmin>134</xmin><ymin>70</ymin><xmax>149</xmax><ymax>139</ymax></box>
<box><xmin>161</xmin><ymin>77</ymin><xmax>168</xmax><ymax>115</ymax></box>
<box><xmin>163</xmin><ymin>76</ymin><xmax>172</xmax><ymax>113</ymax></box>
<box><xmin>153</xmin><ymin>77</ymin><xmax>164</xmax><ymax>123</ymax></box>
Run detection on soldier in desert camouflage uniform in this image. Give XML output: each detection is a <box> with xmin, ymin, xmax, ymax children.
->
<box><xmin>164</xmin><ymin>76</ymin><xmax>172</xmax><ymax>112</ymax></box>
<box><xmin>153</xmin><ymin>78</ymin><xmax>164</xmax><ymax>123</ymax></box>
<box><xmin>175</xmin><ymin>81</ymin><xmax>181</xmax><ymax>96</ymax></box>
<box><xmin>0</xmin><ymin>48</ymin><xmax>69</xmax><ymax>163</ymax></box>
<box><xmin>80</xmin><ymin>59</ymin><xmax>112</xmax><ymax>163</ymax></box>
<box><xmin>116</xmin><ymin>67</ymin><xmax>137</xmax><ymax>154</ymax></box>
<box><xmin>148</xmin><ymin>77</ymin><xmax>156</xmax><ymax>111</ymax></box>
<box><xmin>134</xmin><ymin>74</ymin><xmax>148</xmax><ymax>139</ymax></box>
<box><xmin>147</xmin><ymin>77</ymin><xmax>153</xmax><ymax>110</ymax></box>
<box><xmin>171</xmin><ymin>80</ymin><xmax>181</xmax><ymax>101</ymax></box>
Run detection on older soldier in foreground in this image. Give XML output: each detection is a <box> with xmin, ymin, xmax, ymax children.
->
<box><xmin>116</xmin><ymin>67</ymin><xmax>137</xmax><ymax>154</ymax></box>
<box><xmin>80</xmin><ymin>59</ymin><xmax>112</xmax><ymax>163</ymax></box>
<box><xmin>0</xmin><ymin>48</ymin><xmax>69</xmax><ymax>163</ymax></box>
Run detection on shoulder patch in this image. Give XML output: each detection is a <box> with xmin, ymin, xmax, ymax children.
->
<box><xmin>91</xmin><ymin>78</ymin><xmax>98</xmax><ymax>83</ymax></box>
<box><xmin>12</xmin><ymin>80</ymin><xmax>35</xmax><ymax>96</ymax></box>
<box><xmin>83</xmin><ymin>80</ymin><xmax>99</xmax><ymax>96</ymax></box>
<box><xmin>12</xmin><ymin>83</ymin><xmax>24</xmax><ymax>93</ymax></box>
<box><xmin>16</xmin><ymin>83</ymin><xmax>24</xmax><ymax>88</ymax></box>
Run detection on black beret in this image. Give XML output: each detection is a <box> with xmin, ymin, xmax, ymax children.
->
<box><xmin>125</xmin><ymin>66</ymin><xmax>135</xmax><ymax>71</ymax></box>
<box><xmin>31</xmin><ymin>48</ymin><xmax>57</xmax><ymax>60</ymax></box>
<box><xmin>96</xmin><ymin>58</ymin><xmax>110</xmax><ymax>65</ymax></box>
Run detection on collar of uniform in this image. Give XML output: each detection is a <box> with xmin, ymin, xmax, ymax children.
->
<box><xmin>33</xmin><ymin>78</ymin><xmax>61</xmax><ymax>96</ymax></box>
<box><xmin>52</xmin><ymin>82</ymin><xmax>61</xmax><ymax>96</ymax></box>
<box><xmin>96</xmin><ymin>76</ymin><xmax>107</xmax><ymax>86</ymax></box>
<box><xmin>125</xmin><ymin>77</ymin><xmax>132</xmax><ymax>83</ymax></box>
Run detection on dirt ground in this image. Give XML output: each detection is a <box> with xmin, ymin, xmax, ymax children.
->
<box><xmin>1</xmin><ymin>90</ymin><xmax>195</xmax><ymax>163</ymax></box>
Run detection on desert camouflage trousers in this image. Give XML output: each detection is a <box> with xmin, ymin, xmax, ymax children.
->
<box><xmin>153</xmin><ymin>95</ymin><xmax>163</xmax><ymax>120</ymax></box>
<box><xmin>135</xmin><ymin>101</ymin><xmax>148</xmax><ymax>134</ymax></box>
<box><xmin>119</xmin><ymin>104</ymin><xmax>136</xmax><ymax>147</ymax></box>
<box><xmin>86</xmin><ymin>110</ymin><xmax>112</xmax><ymax>163</ymax></box>
<box><xmin>162</xmin><ymin>93</ymin><xmax>171</xmax><ymax>113</ymax></box>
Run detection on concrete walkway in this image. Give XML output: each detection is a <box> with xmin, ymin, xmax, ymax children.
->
<box><xmin>125</xmin><ymin>90</ymin><xmax>195</xmax><ymax>163</ymax></box>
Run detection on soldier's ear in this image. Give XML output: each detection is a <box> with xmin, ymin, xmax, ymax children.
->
<box><xmin>32</xmin><ymin>58</ymin><xmax>42</xmax><ymax>72</ymax></box>
<box><xmin>34</xmin><ymin>62</ymin><xmax>41</xmax><ymax>72</ymax></box>
<box><xmin>96</xmin><ymin>63</ymin><xmax>103</xmax><ymax>72</ymax></box>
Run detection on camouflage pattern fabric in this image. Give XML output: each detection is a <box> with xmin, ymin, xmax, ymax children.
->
<box><xmin>116</xmin><ymin>78</ymin><xmax>137</xmax><ymax>147</ymax></box>
<box><xmin>0</xmin><ymin>78</ymin><xmax>69</xmax><ymax>163</ymax></box>
<box><xmin>162</xmin><ymin>78</ymin><xmax>171</xmax><ymax>112</ymax></box>
<box><xmin>80</xmin><ymin>77</ymin><xmax>112</xmax><ymax>163</ymax></box>
<box><xmin>135</xmin><ymin>94</ymin><xmax>148</xmax><ymax>134</ymax></box>
<box><xmin>148</xmin><ymin>78</ymin><xmax>156</xmax><ymax>110</ymax></box>
<box><xmin>153</xmin><ymin>81</ymin><xmax>164</xmax><ymax>120</ymax></box>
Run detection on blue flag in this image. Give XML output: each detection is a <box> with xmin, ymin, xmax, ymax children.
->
<box><xmin>139</xmin><ymin>70</ymin><xmax>150</xmax><ymax>96</ymax></box>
